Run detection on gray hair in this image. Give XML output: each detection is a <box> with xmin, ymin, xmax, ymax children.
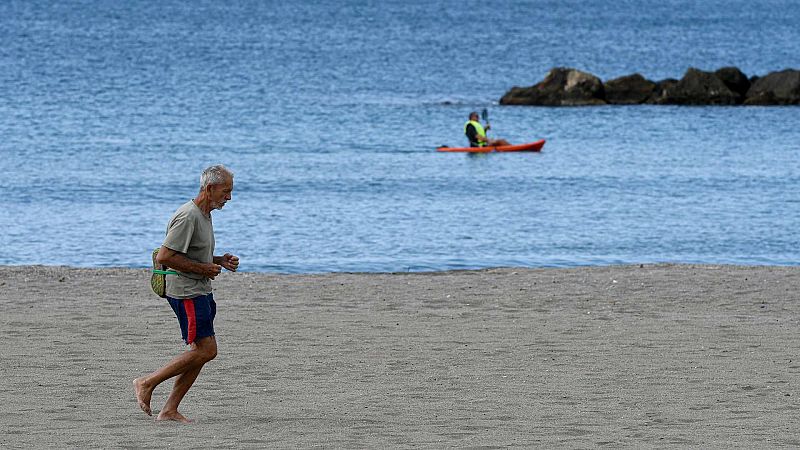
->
<box><xmin>200</xmin><ymin>164</ymin><xmax>234</xmax><ymax>189</ymax></box>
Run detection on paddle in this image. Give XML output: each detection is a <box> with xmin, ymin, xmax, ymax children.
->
<box><xmin>481</xmin><ymin>108</ymin><xmax>491</xmax><ymax>140</ymax></box>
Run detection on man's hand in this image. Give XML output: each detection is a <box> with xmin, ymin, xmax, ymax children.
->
<box><xmin>201</xmin><ymin>263</ymin><xmax>223</xmax><ymax>279</ymax></box>
<box><xmin>218</xmin><ymin>253</ymin><xmax>240</xmax><ymax>272</ymax></box>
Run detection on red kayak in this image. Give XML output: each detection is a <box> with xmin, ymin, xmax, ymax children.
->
<box><xmin>436</xmin><ymin>139</ymin><xmax>546</xmax><ymax>153</ymax></box>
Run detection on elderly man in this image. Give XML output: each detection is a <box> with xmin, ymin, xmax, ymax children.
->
<box><xmin>134</xmin><ymin>164</ymin><xmax>239</xmax><ymax>423</ymax></box>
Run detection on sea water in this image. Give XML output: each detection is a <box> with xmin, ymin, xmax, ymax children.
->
<box><xmin>1</xmin><ymin>0</ymin><xmax>799</xmax><ymax>272</ymax></box>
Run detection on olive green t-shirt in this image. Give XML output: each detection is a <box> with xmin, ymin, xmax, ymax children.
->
<box><xmin>163</xmin><ymin>200</ymin><xmax>215</xmax><ymax>299</ymax></box>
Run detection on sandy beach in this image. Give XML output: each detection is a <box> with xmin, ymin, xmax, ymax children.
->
<box><xmin>1</xmin><ymin>264</ymin><xmax>799</xmax><ymax>447</ymax></box>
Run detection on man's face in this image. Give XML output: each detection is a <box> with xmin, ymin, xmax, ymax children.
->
<box><xmin>470</xmin><ymin>113</ymin><xmax>479</xmax><ymax>121</ymax></box>
<box><xmin>208</xmin><ymin>176</ymin><xmax>234</xmax><ymax>210</ymax></box>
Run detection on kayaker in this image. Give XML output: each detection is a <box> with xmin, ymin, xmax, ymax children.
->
<box><xmin>465</xmin><ymin>111</ymin><xmax>510</xmax><ymax>147</ymax></box>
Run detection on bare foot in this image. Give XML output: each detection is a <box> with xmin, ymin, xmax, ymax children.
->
<box><xmin>156</xmin><ymin>410</ymin><xmax>193</xmax><ymax>423</ymax></box>
<box><xmin>133</xmin><ymin>378</ymin><xmax>153</xmax><ymax>416</ymax></box>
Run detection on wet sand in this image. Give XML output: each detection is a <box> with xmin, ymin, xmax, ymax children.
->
<box><xmin>1</xmin><ymin>264</ymin><xmax>799</xmax><ymax>447</ymax></box>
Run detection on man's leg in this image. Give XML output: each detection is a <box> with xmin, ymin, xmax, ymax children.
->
<box><xmin>489</xmin><ymin>138</ymin><xmax>510</xmax><ymax>146</ymax></box>
<box><xmin>133</xmin><ymin>336</ymin><xmax>217</xmax><ymax>419</ymax></box>
<box><xmin>157</xmin><ymin>336</ymin><xmax>217</xmax><ymax>422</ymax></box>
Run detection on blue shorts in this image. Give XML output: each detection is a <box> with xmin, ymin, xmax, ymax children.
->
<box><xmin>167</xmin><ymin>293</ymin><xmax>216</xmax><ymax>345</ymax></box>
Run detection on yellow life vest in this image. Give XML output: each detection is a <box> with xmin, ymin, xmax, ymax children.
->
<box><xmin>464</xmin><ymin>120</ymin><xmax>486</xmax><ymax>147</ymax></box>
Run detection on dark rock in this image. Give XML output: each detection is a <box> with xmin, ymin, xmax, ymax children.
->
<box><xmin>500</xmin><ymin>67</ymin><xmax>606</xmax><ymax>106</ymax></box>
<box><xmin>499</xmin><ymin>86</ymin><xmax>539</xmax><ymax>105</ymax></box>
<box><xmin>663</xmin><ymin>68</ymin><xmax>739</xmax><ymax>105</ymax></box>
<box><xmin>604</xmin><ymin>73</ymin><xmax>657</xmax><ymax>104</ymax></box>
<box><xmin>646</xmin><ymin>79</ymin><xmax>678</xmax><ymax>104</ymax></box>
<box><xmin>743</xmin><ymin>69</ymin><xmax>800</xmax><ymax>105</ymax></box>
<box><xmin>714</xmin><ymin>67</ymin><xmax>751</xmax><ymax>101</ymax></box>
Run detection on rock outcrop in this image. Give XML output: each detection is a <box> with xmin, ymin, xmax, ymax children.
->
<box><xmin>649</xmin><ymin>79</ymin><xmax>679</xmax><ymax>105</ymax></box>
<box><xmin>500</xmin><ymin>67</ymin><xmax>800</xmax><ymax>106</ymax></box>
<box><xmin>743</xmin><ymin>69</ymin><xmax>800</xmax><ymax>105</ymax></box>
<box><xmin>603</xmin><ymin>74</ymin><xmax>657</xmax><ymax>105</ymax></box>
<box><xmin>661</xmin><ymin>68</ymin><xmax>739</xmax><ymax>105</ymax></box>
<box><xmin>715</xmin><ymin>67</ymin><xmax>751</xmax><ymax>101</ymax></box>
<box><xmin>500</xmin><ymin>68</ymin><xmax>606</xmax><ymax>106</ymax></box>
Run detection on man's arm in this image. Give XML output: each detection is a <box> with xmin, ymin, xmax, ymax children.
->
<box><xmin>213</xmin><ymin>253</ymin><xmax>240</xmax><ymax>272</ymax></box>
<box><xmin>156</xmin><ymin>246</ymin><xmax>222</xmax><ymax>279</ymax></box>
<box><xmin>466</xmin><ymin>124</ymin><xmax>478</xmax><ymax>142</ymax></box>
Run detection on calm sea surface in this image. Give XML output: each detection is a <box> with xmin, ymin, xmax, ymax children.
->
<box><xmin>1</xmin><ymin>0</ymin><xmax>799</xmax><ymax>272</ymax></box>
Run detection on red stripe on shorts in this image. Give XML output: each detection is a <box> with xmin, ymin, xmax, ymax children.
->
<box><xmin>183</xmin><ymin>299</ymin><xmax>197</xmax><ymax>344</ymax></box>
